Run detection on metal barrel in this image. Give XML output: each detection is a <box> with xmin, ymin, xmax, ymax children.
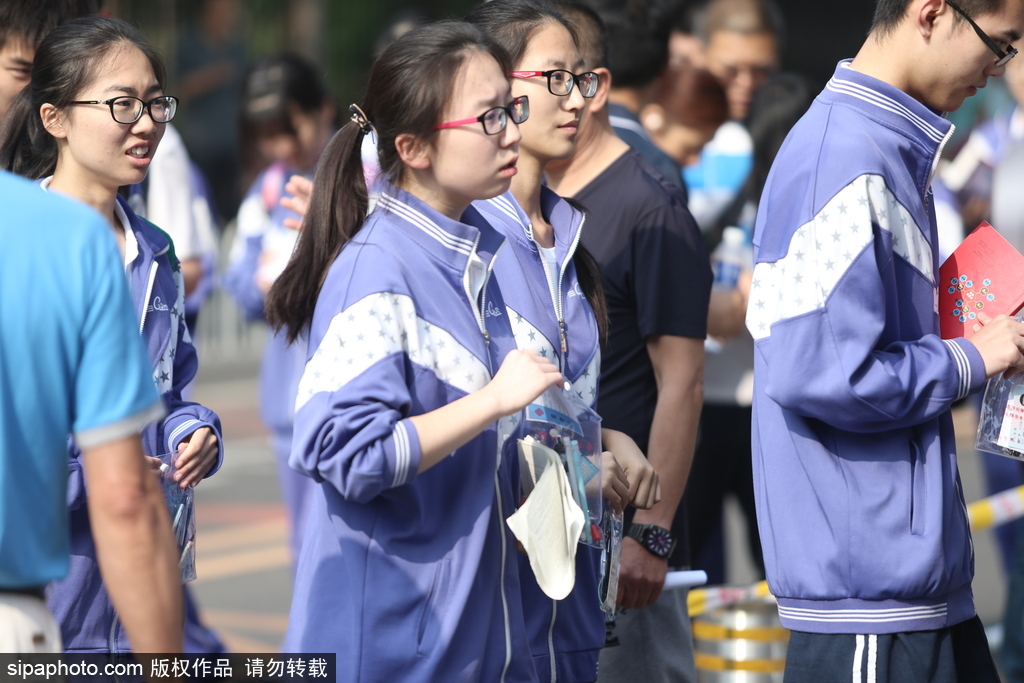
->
<box><xmin>693</xmin><ymin>601</ymin><xmax>789</xmax><ymax>683</ymax></box>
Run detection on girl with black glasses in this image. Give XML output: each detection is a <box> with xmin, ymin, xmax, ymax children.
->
<box><xmin>0</xmin><ymin>17</ymin><xmax>224</xmax><ymax>654</ymax></box>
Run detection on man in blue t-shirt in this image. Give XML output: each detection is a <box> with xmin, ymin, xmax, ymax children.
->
<box><xmin>0</xmin><ymin>171</ymin><xmax>183</xmax><ymax>652</ymax></box>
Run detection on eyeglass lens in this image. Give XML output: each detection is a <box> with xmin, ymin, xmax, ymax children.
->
<box><xmin>110</xmin><ymin>96</ymin><xmax>176</xmax><ymax>124</ymax></box>
<box><xmin>481</xmin><ymin>97</ymin><xmax>529</xmax><ymax>135</ymax></box>
<box><xmin>546</xmin><ymin>70</ymin><xmax>599</xmax><ymax>98</ymax></box>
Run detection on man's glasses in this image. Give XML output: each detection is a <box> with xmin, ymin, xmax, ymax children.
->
<box><xmin>68</xmin><ymin>95</ymin><xmax>178</xmax><ymax>124</ymax></box>
<box><xmin>947</xmin><ymin>0</ymin><xmax>1018</xmax><ymax>67</ymax></box>
<box><xmin>510</xmin><ymin>70</ymin><xmax>600</xmax><ymax>98</ymax></box>
<box><xmin>435</xmin><ymin>95</ymin><xmax>529</xmax><ymax>135</ymax></box>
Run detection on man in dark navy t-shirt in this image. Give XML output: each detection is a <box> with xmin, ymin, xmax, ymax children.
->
<box><xmin>549</xmin><ymin>4</ymin><xmax>711</xmax><ymax>682</ymax></box>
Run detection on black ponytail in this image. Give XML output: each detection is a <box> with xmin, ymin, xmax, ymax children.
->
<box><xmin>266</xmin><ymin>20</ymin><xmax>512</xmax><ymax>343</ymax></box>
<box><xmin>266</xmin><ymin>122</ymin><xmax>367</xmax><ymax>344</ymax></box>
<box><xmin>564</xmin><ymin>197</ymin><xmax>608</xmax><ymax>339</ymax></box>
<box><xmin>0</xmin><ymin>16</ymin><xmax>166</xmax><ymax>180</ymax></box>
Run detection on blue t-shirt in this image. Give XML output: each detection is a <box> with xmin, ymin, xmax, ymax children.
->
<box><xmin>0</xmin><ymin>171</ymin><xmax>162</xmax><ymax>589</ymax></box>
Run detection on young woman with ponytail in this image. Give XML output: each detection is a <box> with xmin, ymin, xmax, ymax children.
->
<box><xmin>264</xmin><ymin>21</ymin><xmax>562</xmax><ymax>681</ymax></box>
<box><xmin>0</xmin><ymin>17</ymin><xmax>224</xmax><ymax>653</ymax></box>
<box><xmin>464</xmin><ymin>2</ymin><xmax>662</xmax><ymax>681</ymax></box>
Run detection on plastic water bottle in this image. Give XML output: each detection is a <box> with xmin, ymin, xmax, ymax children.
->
<box><xmin>711</xmin><ymin>226</ymin><xmax>748</xmax><ymax>291</ymax></box>
<box><xmin>706</xmin><ymin>227</ymin><xmax>750</xmax><ymax>353</ymax></box>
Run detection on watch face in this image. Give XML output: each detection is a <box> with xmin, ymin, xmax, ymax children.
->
<box><xmin>647</xmin><ymin>528</ymin><xmax>672</xmax><ymax>557</ymax></box>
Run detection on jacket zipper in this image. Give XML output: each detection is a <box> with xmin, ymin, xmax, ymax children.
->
<box><xmin>548</xmin><ymin>601</ymin><xmax>558</xmax><ymax>682</ymax></box>
<box><xmin>495</xmin><ymin>468</ymin><xmax>512</xmax><ymax>683</ymax></box>
<box><xmin>532</xmin><ymin>215</ymin><xmax>585</xmax><ymax>372</ymax></box>
<box><xmin>138</xmin><ymin>261</ymin><xmax>159</xmax><ymax>334</ymax></box>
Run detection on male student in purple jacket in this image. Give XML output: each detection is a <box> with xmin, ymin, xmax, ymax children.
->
<box><xmin>746</xmin><ymin>0</ymin><xmax>1024</xmax><ymax>680</ymax></box>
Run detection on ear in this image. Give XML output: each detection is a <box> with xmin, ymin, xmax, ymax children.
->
<box><xmin>640</xmin><ymin>103</ymin><xmax>667</xmax><ymax>133</ymax></box>
<box><xmin>39</xmin><ymin>103</ymin><xmax>67</xmax><ymax>139</ymax></box>
<box><xmin>394</xmin><ymin>132</ymin><xmax>431</xmax><ymax>171</ymax></box>
<box><xmin>589</xmin><ymin>67</ymin><xmax>613</xmax><ymax>113</ymax></box>
<box><xmin>914</xmin><ymin>0</ymin><xmax>946</xmax><ymax>39</ymax></box>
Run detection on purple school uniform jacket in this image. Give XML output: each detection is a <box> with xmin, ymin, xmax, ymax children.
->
<box><xmin>475</xmin><ymin>189</ymin><xmax>604</xmax><ymax>683</ymax></box>
<box><xmin>48</xmin><ymin>194</ymin><xmax>223</xmax><ymax>652</ymax></box>
<box><xmin>745</xmin><ymin>61</ymin><xmax>987</xmax><ymax>634</ymax></box>
<box><xmin>283</xmin><ymin>185</ymin><xmax>537</xmax><ymax>683</ymax></box>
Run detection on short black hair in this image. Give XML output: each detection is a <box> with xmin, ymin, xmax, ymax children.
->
<box><xmin>553</xmin><ymin>2</ymin><xmax>609</xmax><ymax>69</ymax></box>
<box><xmin>595</xmin><ymin>4</ymin><xmax>670</xmax><ymax>88</ymax></box>
<box><xmin>872</xmin><ymin>0</ymin><xmax>1003</xmax><ymax>36</ymax></box>
<box><xmin>0</xmin><ymin>0</ymin><xmax>93</xmax><ymax>53</ymax></box>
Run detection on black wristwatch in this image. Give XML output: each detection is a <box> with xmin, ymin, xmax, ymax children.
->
<box><xmin>627</xmin><ymin>523</ymin><xmax>675</xmax><ymax>559</ymax></box>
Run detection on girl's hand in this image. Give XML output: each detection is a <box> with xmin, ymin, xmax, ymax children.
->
<box><xmin>281</xmin><ymin>175</ymin><xmax>314</xmax><ymax>230</ymax></box>
<box><xmin>483</xmin><ymin>350</ymin><xmax>562</xmax><ymax>417</ymax></box>
<box><xmin>603</xmin><ymin>429</ymin><xmax>661</xmax><ymax>509</ymax></box>
<box><xmin>173</xmin><ymin>427</ymin><xmax>219</xmax><ymax>488</ymax></box>
<box><xmin>601</xmin><ymin>452</ymin><xmax>630</xmax><ymax>513</ymax></box>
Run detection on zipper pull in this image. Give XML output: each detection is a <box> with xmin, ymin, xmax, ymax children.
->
<box><xmin>559</xmin><ymin>319</ymin><xmax>567</xmax><ymax>354</ymax></box>
<box><xmin>484</xmin><ymin>330</ymin><xmax>491</xmax><ymax>347</ymax></box>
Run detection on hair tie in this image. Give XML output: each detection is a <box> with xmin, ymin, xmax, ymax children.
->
<box><xmin>349</xmin><ymin>104</ymin><xmax>372</xmax><ymax>135</ymax></box>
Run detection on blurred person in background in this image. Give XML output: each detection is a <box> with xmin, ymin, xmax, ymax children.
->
<box><xmin>684</xmin><ymin>0</ymin><xmax>782</xmax><ymax>232</ymax></box>
<box><xmin>685</xmin><ymin>72</ymin><xmax>813</xmax><ymax>586</ymax></box>
<box><xmin>0</xmin><ymin>0</ymin><xmax>99</xmax><ymax>122</ymax></box>
<box><xmin>668</xmin><ymin>3</ymin><xmax>705</xmax><ymax>70</ymax></box>
<box><xmin>639</xmin><ymin>64</ymin><xmax>728</xmax><ymax>169</ymax></box>
<box><xmin>177</xmin><ymin>0</ymin><xmax>246</xmax><ymax>222</ymax></box>
<box><xmin>0</xmin><ymin>16</ymin><xmax>225</xmax><ymax>654</ymax></box>
<box><xmin>223</xmin><ymin>52</ymin><xmax>335</xmax><ymax>571</ymax></box>
<box><xmin>597</xmin><ymin>4</ymin><xmax>687</xmax><ymax>194</ymax></box>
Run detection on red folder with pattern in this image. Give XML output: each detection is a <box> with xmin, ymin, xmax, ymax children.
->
<box><xmin>939</xmin><ymin>222</ymin><xmax>1024</xmax><ymax>339</ymax></box>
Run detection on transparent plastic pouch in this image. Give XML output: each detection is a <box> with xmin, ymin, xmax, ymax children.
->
<box><xmin>977</xmin><ymin>310</ymin><xmax>1024</xmax><ymax>461</ymax></box>
<box><xmin>157</xmin><ymin>455</ymin><xmax>197</xmax><ymax>583</ymax></box>
<box><xmin>519</xmin><ymin>384</ymin><xmax>603</xmax><ymax>547</ymax></box>
<box><xmin>599</xmin><ymin>506</ymin><xmax>624</xmax><ymax>617</ymax></box>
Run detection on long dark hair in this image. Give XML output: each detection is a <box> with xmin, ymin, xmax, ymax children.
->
<box><xmin>465</xmin><ymin>0</ymin><xmax>608</xmax><ymax>337</ymax></box>
<box><xmin>266</xmin><ymin>21</ymin><xmax>513</xmax><ymax>343</ymax></box>
<box><xmin>0</xmin><ymin>16</ymin><xmax>166</xmax><ymax>180</ymax></box>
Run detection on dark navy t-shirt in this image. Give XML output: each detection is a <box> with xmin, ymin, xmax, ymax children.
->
<box><xmin>575</xmin><ymin>148</ymin><xmax>711</xmax><ymax>566</ymax></box>
<box><xmin>607</xmin><ymin>103</ymin><xmax>688</xmax><ymax>200</ymax></box>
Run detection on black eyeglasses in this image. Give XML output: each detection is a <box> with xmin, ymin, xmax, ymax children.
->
<box><xmin>68</xmin><ymin>95</ymin><xmax>178</xmax><ymax>124</ymax></box>
<box><xmin>510</xmin><ymin>70</ymin><xmax>600</xmax><ymax>98</ymax></box>
<box><xmin>435</xmin><ymin>95</ymin><xmax>530</xmax><ymax>135</ymax></box>
<box><xmin>947</xmin><ymin>0</ymin><xmax>1018</xmax><ymax>67</ymax></box>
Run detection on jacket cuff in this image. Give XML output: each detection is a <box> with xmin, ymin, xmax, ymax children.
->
<box><xmin>387</xmin><ymin>419</ymin><xmax>421</xmax><ymax>488</ymax></box>
<box><xmin>944</xmin><ymin>338</ymin><xmax>987</xmax><ymax>400</ymax></box>
<box><xmin>166</xmin><ymin>417</ymin><xmax>224</xmax><ymax>478</ymax></box>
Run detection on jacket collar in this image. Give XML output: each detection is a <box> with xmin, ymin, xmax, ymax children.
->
<box><xmin>374</xmin><ymin>182</ymin><xmax>505</xmax><ymax>273</ymax></box>
<box><xmin>823</xmin><ymin>60</ymin><xmax>955</xmax><ymax>190</ymax></box>
<box><xmin>483</xmin><ymin>187</ymin><xmax>585</xmax><ymax>263</ymax></box>
<box><xmin>116</xmin><ymin>194</ymin><xmax>170</xmax><ymax>267</ymax></box>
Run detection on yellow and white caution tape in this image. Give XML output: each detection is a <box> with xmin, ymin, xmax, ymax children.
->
<box><xmin>687</xmin><ymin>484</ymin><xmax>1024</xmax><ymax>617</ymax></box>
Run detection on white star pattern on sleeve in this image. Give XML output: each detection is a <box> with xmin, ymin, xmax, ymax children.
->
<box><xmin>746</xmin><ymin>174</ymin><xmax>934</xmax><ymax>341</ymax></box>
<box><xmin>295</xmin><ymin>292</ymin><xmax>491</xmax><ymax>413</ymax></box>
<box><xmin>152</xmin><ymin>265</ymin><xmax>186</xmax><ymax>395</ymax></box>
